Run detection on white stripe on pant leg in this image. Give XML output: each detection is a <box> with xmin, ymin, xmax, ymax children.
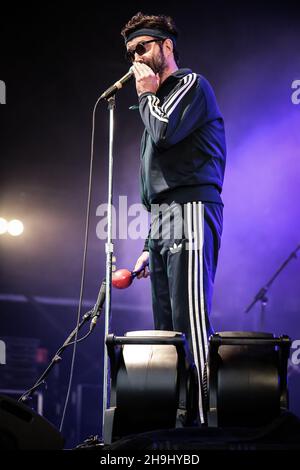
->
<box><xmin>187</xmin><ymin>202</ymin><xmax>204</xmax><ymax>379</ymax></box>
<box><xmin>187</xmin><ymin>203</ymin><xmax>200</xmax><ymax>371</ymax></box>
<box><xmin>198</xmin><ymin>202</ymin><xmax>209</xmax><ymax>357</ymax></box>
<box><xmin>192</xmin><ymin>202</ymin><xmax>206</xmax><ymax>377</ymax></box>
<box><xmin>187</xmin><ymin>202</ymin><xmax>204</xmax><ymax>424</ymax></box>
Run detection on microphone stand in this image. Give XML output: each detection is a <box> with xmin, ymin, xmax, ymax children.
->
<box><xmin>102</xmin><ymin>95</ymin><xmax>115</xmax><ymax>438</ymax></box>
<box><xmin>244</xmin><ymin>244</ymin><xmax>300</xmax><ymax>330</ymax></box>
<box><xmin>77</xmin><ymin>72</ymin><xmax>131</xmax><ymax>442</ymax></box>
<box><xmin>19</xmin><ymin>279</ymin><xmax>106</xmax><ymax>404</ymax></box>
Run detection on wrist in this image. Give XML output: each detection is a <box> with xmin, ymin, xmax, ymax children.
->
<box><xmin>138</xmin><ymin>91</ymin><xmax>156</xmax><ymax>100</ymax></box>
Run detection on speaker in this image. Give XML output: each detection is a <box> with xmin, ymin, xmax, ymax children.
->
<box><xmin>0</xmin><ymin>395</ymin><xmax>64</xmax><ymax>449</ymax></box>
<box><xmin>104</xmin><ymin>330</ymin><xmax>198</xmax><ymax>444</ymax></box>
<box><xmin>206</xmin><ymin>332</ymin><xmax>291</xmax><ymax>427</ymax></box>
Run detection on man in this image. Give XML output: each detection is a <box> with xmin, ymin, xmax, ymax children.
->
<box><xmin>121</xmin><ymin>12</ymin><xmax>226</xmax><ymax>423</ymax></box>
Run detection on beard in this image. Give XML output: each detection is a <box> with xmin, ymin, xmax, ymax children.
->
<box><xmin>142</xmin><ymin>47</ymin><xmax>168</xmax><ymax>77</ymax></box>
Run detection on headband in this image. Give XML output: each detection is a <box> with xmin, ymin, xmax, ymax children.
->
<box><xmin>125</xmin><ymin>28</ymin><xmax>177</xmax><ymax>46</ymax></box>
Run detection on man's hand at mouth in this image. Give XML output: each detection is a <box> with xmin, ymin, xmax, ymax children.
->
<box><xmin>131</xmin><ymin>62</ymin><xmax>160</xmax><ymax>96</ymax></box>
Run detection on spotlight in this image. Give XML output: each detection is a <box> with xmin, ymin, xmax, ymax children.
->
<box><xmin>7</xmin><ymin>219</ymin><xmax>24</xmax><ymax>237</ymax></box>
<box><xmin>0</xmin><ymin>218</ymin><xmax>8</xmax><ymax>235</ymax></box>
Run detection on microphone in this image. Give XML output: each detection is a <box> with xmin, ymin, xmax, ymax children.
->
<box><xmin>100</xmin><ymin>69</ymin><xmax>134</xmax><ymax>101</ymax></box>
<box><xmin>90</xmin><ymin>279</ymin><xmax>106</xmax><ymax>330</ymax></box>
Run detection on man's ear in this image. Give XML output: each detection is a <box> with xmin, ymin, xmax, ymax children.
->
<box><xmin>164</xmin><ymin>38</ymin><xmax>174</xmax><ymax>56</ymax></box>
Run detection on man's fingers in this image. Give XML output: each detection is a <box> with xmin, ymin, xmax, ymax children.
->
<box><xmin>143</xmin><ymin>266</ymin><xmax>150</xmax><ymax>278</ymax></box>
<box><xmin>135</xmin><ymin>265</ymin><xmax>150</xmax><ymax>279</ymax></box>
<box><xmin>136</xmin><ymin>267</ymin><xmax>150</xmax><ymax>279</ymax></box>
<box><xmin>133</xmin><ymin>62</ymin><xmax>154</xmax><ymax>77</ymax></box>
<box><xmin>133</xmin><ymin>260</ymin><xmax>147</xmax><ymax>273</ymax></box>
<box><xmin>133</xmin><ymin>253</ymin><xmax>150</xmax><ymax>280</ymax></box>
<box><xmin>132</xmin><ymin>63</ymin><xmax>142</xmax><ymax>78</ymax></box>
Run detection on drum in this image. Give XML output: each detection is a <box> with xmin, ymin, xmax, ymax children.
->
<box><xmin>206</xmin><ymin>331</ymin><xmax>291</xmax><ymax>427</ymax></box>
<box><xmin>104</xmin><ymin>330</ymin><xmax>198</xmax><ymax>443</ymax></box>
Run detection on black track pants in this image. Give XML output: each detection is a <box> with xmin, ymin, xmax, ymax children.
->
<box><xmin>148</xmin><ymin>201</ymin><xmax>223</xmax><ymax>423</ymax></box>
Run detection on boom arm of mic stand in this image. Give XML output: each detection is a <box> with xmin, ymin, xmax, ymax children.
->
<box><xmin>245</xmin><ymin>286</ymin><xmax>269</xmax><ymax>313</ymax></box>
<box><xmin>244</xmin><ymin>244</ymin><xmax>300</xmax><ymax>314</ymax></box>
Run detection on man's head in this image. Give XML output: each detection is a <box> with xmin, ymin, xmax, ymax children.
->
<box><xmin>121</xmin><ymin>12</ymin><xmax>179</xmax><ymax>76</ymax></box>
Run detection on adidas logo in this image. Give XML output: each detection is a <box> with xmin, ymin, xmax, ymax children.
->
<box><xmin>169</xmin><ymin>242</ymin><xmax>183</xmax><ymax>254</ymax></box>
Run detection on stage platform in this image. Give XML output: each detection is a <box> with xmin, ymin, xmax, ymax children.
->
<box><xmin>75</xmin><ymin>411</ymin><xmax>300</xmax><ymax>451</ymax></box>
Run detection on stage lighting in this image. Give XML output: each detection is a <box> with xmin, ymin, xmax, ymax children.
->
<box><xmin>0</xmin><ymin>218</ymin><xmax>8</xmax><ymax>235</ymax></box>
<box><xmin>7</xmin><ymin>219</ymin><xmax>24</xmax><ymax>237</ymax></box>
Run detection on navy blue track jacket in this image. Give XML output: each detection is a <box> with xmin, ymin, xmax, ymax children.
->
<box><xmin>138</xmin><ymin>68</ymin><xmax>226</xmax><ymax>249</ymax></box>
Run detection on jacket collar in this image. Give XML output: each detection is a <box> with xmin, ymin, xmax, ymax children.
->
<box><xmin>157</xmin><ymin>68</ymin><xmax>193</xmax><ymax>92</ymax></box>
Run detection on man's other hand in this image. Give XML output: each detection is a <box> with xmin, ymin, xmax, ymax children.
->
<box><xmin>133</xmin><ymin>251</ymin><xmax>150</xmax><ymax>279</ymax></box>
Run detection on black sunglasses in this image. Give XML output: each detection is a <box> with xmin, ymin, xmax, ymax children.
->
<box><xmin>125</xmin><ymin>39</ymin><xmax>163</xmax><ymax>63</ymax></box>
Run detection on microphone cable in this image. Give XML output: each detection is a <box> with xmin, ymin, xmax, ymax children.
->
<box><xmin>59</xmin><ymin>93</ymin><xmax>103</xmax><ymax>433</ymax></box>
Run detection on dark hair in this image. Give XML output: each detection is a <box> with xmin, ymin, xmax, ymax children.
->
<box><xmin>121</xmin><ymin>12</ymin><xmax>180</xmax><ymax>66</ymax></box>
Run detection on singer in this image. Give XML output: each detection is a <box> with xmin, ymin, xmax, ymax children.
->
<box><xmin>121</xmin><ymin>12</ymin><xmax>226</xmax><ymax>424</ymax></box>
